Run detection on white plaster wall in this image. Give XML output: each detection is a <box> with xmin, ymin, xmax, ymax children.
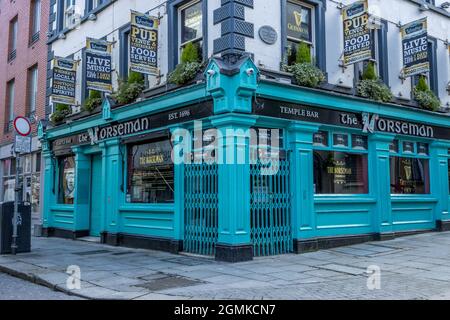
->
<box><xmin>50</xmin><ymin>0</ymin><xmax>450</xmax><ymax>108</ymax></box>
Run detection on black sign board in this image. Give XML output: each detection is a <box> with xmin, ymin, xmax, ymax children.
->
<box><xmin>253</xmin><ymin>98</ymin><xmax>450</xmax><ymax>141</ymax></box>
<box><xmin>51</xmin><ymin>101</ymin><xmax>214</xmax><ymax>154</ymax></box>
<box><xmin>85</xmin><ymin>38</ymin><xmax>113</xmax><ymax>93</ymax></box>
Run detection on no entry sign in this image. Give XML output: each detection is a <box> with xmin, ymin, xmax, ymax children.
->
<box><xmin>13</xmin><ymin>117</ymin><xmax>31</xmax><ymax>137</ymax></box>
<box><xmin>13</xmin><ymin>117</ymin><xmax>32</xmax><ymax>154</ymax></box>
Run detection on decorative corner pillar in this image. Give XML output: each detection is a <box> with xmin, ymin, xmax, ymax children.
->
<box><xmin>430</xmin><ymin>141</ymin><xmax>450</xmax><ymax>231</ymax></box>
<box><xmin>71</xmin><ymin>146</ymin><xmax>91</xmax><ymax>232</ymax></box>
<box><xmin>41</xmin><ymin>141</ymin><xmax>55</xmax><ymax>229</ymax></box>
<box><xmin>211</xmin><ymin>113</ymin><xmax>256</xmax><ymax>262</ymax></box>
<box><xmin>287</xmin><ymin>122</ymin><xmax>320</xmax><ymax>253</ymax></box>
<box><xmin>205</xmin><ymin>56</ymin><xmax>259</xmax><ymax>115</ymax></box>
<box><xmin>368</xmin><ymin>133</ymin><xmax>395</xmax><ymax>240</ymax></box>
<box><xmin>171</xmin><ymin>125</ymin><xmax>187</xmax><ymax>250</ymax></box>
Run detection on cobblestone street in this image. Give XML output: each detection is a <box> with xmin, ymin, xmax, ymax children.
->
<box><xmin>2</xmin><ymin>232</ymin><xmax>450</xmax><ymax>300</ymax></box>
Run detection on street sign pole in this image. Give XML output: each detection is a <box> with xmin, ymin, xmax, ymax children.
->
<box><xmin>11</xmin><ymin>116</ymin><xmax>31</xmax><ymax>255</ymax></box>
<box><xmin>11</xmin><ymin>151</ymin><xmax>20</xmax><ymax>255</ymax></box>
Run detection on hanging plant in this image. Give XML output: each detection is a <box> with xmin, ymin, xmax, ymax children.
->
<box><xmin>112</xmin><ymin>70</ymin><xmax>146</xmax><ymax>105</ymax></box>
<box><xmin>283</xmin><ymin>42</ymin><xmax>325</xmax><ymax>88</ymax></box>
<box><xmin>413</xmin><ymin>75</ymin><xmax>441</xmax><ymax>111</ymax></box>
<box><xmin>83</xmin><ymin>90</ymin><xmax>103</xmax><ymax>113</ymax></box>
<box><xmin>168</xmin><ymin>42</ymin><xmax>203</xmax><ymax>85</ymax></box>
<box><xmin>50</xmin><ymin>103</ymin><xmax>71</xmax><ymax>124</ymax></box>
<box><xmin>356</xmin><ymin>61</ymin><xmax>393</xmax><ymax>103</ymax></box>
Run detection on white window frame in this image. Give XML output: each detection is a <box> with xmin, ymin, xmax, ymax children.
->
<box><xmin>178</xmin><ymin>0</ymin><xmax>203</xmax><ymax>61</ymax></box>
<box><xmin>28</xmin><ymin>66</ymin><xmax>38</xmax><ymax>114</ymax></box>
<box><xmin>10</xmin><ymin>17</ymin><xmax>18</xmax><ymax>53</ymax></box>
<box><xmin>7</xmin><ymin>80</ymin><xmax>15</xmax><ymax>123</ymax></box>
<box><xmin>286</xmin><ymin>0</ymin><xmax>316</xmax><ymax>59</ymax></box>
<box><xmin>31</xmin><ymin>0</ymin><xmax>41</xmax><ymax>36</ymax></box>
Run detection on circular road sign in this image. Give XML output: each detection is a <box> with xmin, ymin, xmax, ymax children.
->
<box><xmin>13</xmin><ymin>117</ymin><xmax>32</xmax><ymax>137</ymax></box>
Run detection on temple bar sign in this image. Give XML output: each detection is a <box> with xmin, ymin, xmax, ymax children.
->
<box><xmin>253</xmin><ymin>99</ymin><xmax>450</xmax><ymax>140</ymax></box>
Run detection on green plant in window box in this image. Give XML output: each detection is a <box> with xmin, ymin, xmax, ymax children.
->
<box><xmin>168</xmin><ymin>42</ymin><xmax>203</xmax><ymax>85</ymax></box>
<box><xmin>50</xmin><ymin>103</ymin><xmax>72</xmax><ymax>124</ymax></box>
<box><xmin>82</xmin><ymin>90</ymin><xmax>103</xmax><ymax>113</ymax></box>
<box><xmin>112</xmin><ymin>70</ymin><xmax>146</xmax><ymax>106</ymax></box>
<box><xmin>413</xmin><ymin>75</ymin><xmax>441</xmax><ymax>111</ymax></box>
<box><xmin>356</xmin><ymin>61</ymin><xmax>393</xmax><ymax>103</ymax></box>
<box><xmin>283</xmin><ymin>42</ymin><xmax>325</xmax><ymax>88</ymax></box>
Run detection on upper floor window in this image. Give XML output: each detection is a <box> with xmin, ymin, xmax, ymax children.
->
<box><xmin>8</xmin><ymin>16</ymin><xmax>18</xmax><ymax>61</ymax></box>
<box><xmin>86</xmin><ymin>0</ymin><xmax>105</xmax><ymax>13</ymax></box>
<box><xmin>285</xmin><ymin>1</ymin><xmax>314</xmax><ymax>65</ymax></box>
<box><xmin>58</xmin><ymin>0</ymin><xmax>78</xmax><ymax>30</ymax></box>
<box><xmin>179</xmin><ymin>0</ymin><xmax>203</xmax><ymax>61</ymax></box>
<box><xmin>411</xmin><ymin>39</ymin><xmax>438</xmax><ymax>96</ymax></box>
<box><xmin>6</xmin><ymin>79</ymin><xmax>15</xmax><ymax>130</ymax></box>
<box><xmin>27</xmin><ymin>65</ymin><xmax>38</xmax><ymax>117</ymax></box>
<box><xmin>30</xmin><ymin>0</ymin><xmax>41</xmax><ymax>43</ymax></box>
<box><xmin>354</xmin><ymin>20</ymin><xmax>389</xmax><ymax>86</ymax></box>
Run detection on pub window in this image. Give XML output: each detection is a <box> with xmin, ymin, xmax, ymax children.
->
<box><xmin>333</xmin><ymin>133</ymin><xmax>349</xmax><ymax>148</ymax></box>
<box><xmin>126</xmin><ymin>139</ymin><xmax>174</xmax><ymax>204</ymax></box>
<box><xmin>389</xmin><ymin>139</ymin><xmax>399</xmax><ymax>154</ymax></box>
<box><xmin>285</xmin><ymin>1</ymin><xmax>314</xmax><ymax>66</ymax></box>
<box><xmin>313</xmin><ymin>131</ymin><xmax>328</xmax><ymax>147</ymax></box>
<box><xmin>58</xmin><ymin>156</ymin><xmax>75</xmax><ymax>204</ymax></box>
<box><xmin>178</xmin><ymin>0</ymin><xmax>203</xmax><ymax>63</ymax></box>
<box><xmin>402</xmin><ymin>141</ymin><xmax>415</xmax><ymax>154</ymax></box>
<box><xmin>390</xmin><ymin>157</ymin><xmax>430</xmax><ymax>195</ymax></box>
<box><xmin>390</xmin><ymin>141</ymin><xmax>430</xmax><ymax>195</ymax></box>
<box><xmin>313</xmin><ymin>130</ymin><xmax>369</xmax><ymax>194</ymax></box>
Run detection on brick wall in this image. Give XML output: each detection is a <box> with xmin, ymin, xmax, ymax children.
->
<box><xmin>0</xmin><ymin>0</ymin><xmax>49</xmax><ymax>146</ymax></box>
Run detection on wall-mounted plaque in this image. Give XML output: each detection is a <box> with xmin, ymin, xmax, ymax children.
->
<box><xmin>259</xmin><ymin>26</ymin><xmax>278</xmax><ymax>45</ymax></box>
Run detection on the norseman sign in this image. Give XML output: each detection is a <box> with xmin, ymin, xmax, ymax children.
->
<box><xmin>253</xmin><ymin>99</ymin><xmax>450</xmax><ymax>140</ymax></box>
<box><xmin>362</xmin><ymin>113</ymin><xmax>436</xmax><ymax>138</ymax></box>
<box><xmin>51</xmin><ymin>101</ymin><xmax>214</xmax><ymax>153</ymax></box>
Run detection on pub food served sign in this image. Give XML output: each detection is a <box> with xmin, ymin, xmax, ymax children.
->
<box><xmin>130</xmin><ymin>10</ymin><xmax>159</xmax><ymax>76</ymax></box>
<box><xmin>342</xmin><ymin>0</ymin><xmax>372</xmax><ymax>65</ymax></box>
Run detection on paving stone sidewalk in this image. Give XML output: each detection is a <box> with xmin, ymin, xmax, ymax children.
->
<box><xmin>2</xmin><ymin>232</ymin><xmax>450</xmax><ymax>300</ymax></box>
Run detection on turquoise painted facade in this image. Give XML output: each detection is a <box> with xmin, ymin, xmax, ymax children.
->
<box><xmin>39</xmin><ymin>57</ymin><xmax>450</xmax><ymax>262</ymax></box>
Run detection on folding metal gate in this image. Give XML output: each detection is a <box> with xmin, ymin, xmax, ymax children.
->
<box><xmin>184</xmin><ymin>163</ymin><xmax>219</xmax><ymax>256</ymax></box>
<box><xmin>250</xmin><ymin>158</ymin><xmax>292</xmax><ymax>257</ymax></box>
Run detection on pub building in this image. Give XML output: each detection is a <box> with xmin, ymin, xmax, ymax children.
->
<box><xmin>38</xmin><ymin>56</ymin><xmax>450</xmax><ymax>262</ymax></box>
<box><xmin>39</xmin><ymin>0</ymin><xmax>450</xmax><ymax>262</ymax></box>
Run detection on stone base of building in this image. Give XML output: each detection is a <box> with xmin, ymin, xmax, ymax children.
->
<box><xmin>100</xmin><ymin>232</ymin><xmax>182</xmax><ymax>254</ymax></box>
<box><xmin>437</xmin><ymin>220</ymin><xmax>450</xmax><ymax>232</ymax></box>
<box><xmin>215</xmin><ymin>244</ymin><xmax>253</xmax><ymax>263</ymax></box>
<box><xmin>294</xmin><ymin>234</ymin><xmax>376</xmax><ymax>254</ymax></box>
<box><xmin>42</xmin><ymin>227</ymin><xmax>89</xmax><ymax>240</ymax></box>
<box><xmin>294</xmin><ymin>229</ymin><xmax>440</xmax><ymax>253</ymax></box>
